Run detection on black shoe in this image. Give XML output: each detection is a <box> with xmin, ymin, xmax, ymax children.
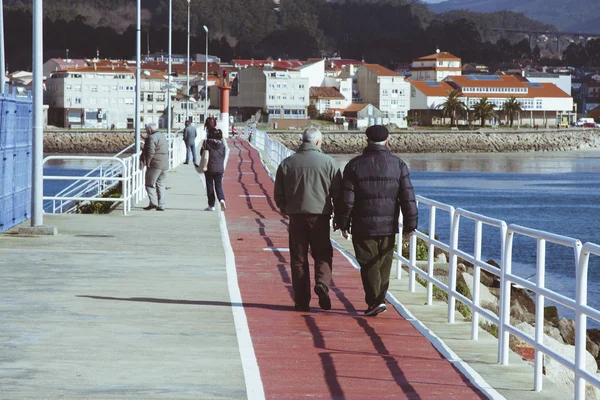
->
<box><xmin>314</xmin><ymin>283</ymin><xmax>331</xmax><ymax>310</ymax></box>
<box><xmin>156</xmin><ymin>207</ymin><xmax>165</xmax><ymax>211</ymax></box>
<box><xmin>364</xmin><ymin>303</ymin><xmax>387</xmax><ymax>316</ymax></box>
<box><xmin>143</xmin><ymin>204</ymin><xmax>157</xmax><ymax>210</ymax></box>
<box><xmin>183</xmin><ymin>162</ymin><xmax>189</xmax><ymax>165</ymax></box>
<box><xmin>293</xmin><ymin>304</ymin><xmax>310</xmax><ymax>312</ymax></box>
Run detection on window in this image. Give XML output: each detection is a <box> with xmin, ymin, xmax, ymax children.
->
<box><xmin>382</xmin><ymin>89</ymin><xmax>388</xmax><ymax>96</ymax></box>
<box><xmin>124</xmin><ymin>98</ymin><xmax>133</xmax><ymax>105</ymax></box>
<box><xmin>89</xmin><ymin>98</ymin><xmax>97</xmax><ymax>104</ymax></box>
<box><xmin>74</xmin><ymin>85</ymin><xmax>81</xmax><ymax>91</ymax></box>
<box><xmin>102</xmin><ymin>85</ymin><xmax>110</xmax><ymax>92</ymax></box>
<box><xmin>391</xmin><ymin>89</ymin><xmax>398</xmax><ymax>95</ymax></box>
<box><xmin>74</xmin><ymin>97</ymin><xmax>81</xmax><ymax>104</ymax></box>
<box><xmin>90</xmin><ymin>85</ymin><xmax>98</xmax><ymax>92</ymax></box>
<box><xmin>66</xmin><ymin>84</ymin><xmax>72</xmax><ymax>90</ymax></box>
<box><xmin>101</xmin><ymin>98</ymin><xmax>109</xmax><ymax>105</ymax></box>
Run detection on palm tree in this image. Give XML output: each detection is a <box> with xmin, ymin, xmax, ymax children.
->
<box><xmin>472</xmin><ymin>98</ymin><xmax>496</xmax><ymax>127</ymax></box>
<box><xmin>437</xmin><ymin>89</ymin><xmax>466</xmax><ymax>127</ymax></box>
<box><xmin>502</xmin><ymin>96</ymin><xmax>523</xmax><ymax>127</ymax></box>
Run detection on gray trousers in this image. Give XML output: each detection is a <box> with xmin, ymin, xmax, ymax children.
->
<box><xmin>145</xmin><ymin>167</ymin><xmax>168</xmax><ymax>207</ymax></box>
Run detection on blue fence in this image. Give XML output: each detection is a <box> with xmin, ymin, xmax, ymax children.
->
<box><xmin>0</xmin><ymin>93</ymin><xmax>32</xmax><ymax>233</ymax></box>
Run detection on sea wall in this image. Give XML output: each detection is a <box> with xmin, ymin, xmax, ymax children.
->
<box><xmin>269</xmin><ymin>130</ymin><xmax>600</xmax><ymax>154</ymax></box>
<box><xmin>44</xmin><ymin>131</ymin><xmax>135</xmax><ymax>154</ymax></box>
<box><xmin>43</xmin><ymin>129</ymin><xmax>600</xmax><ymax>154</ymax></box>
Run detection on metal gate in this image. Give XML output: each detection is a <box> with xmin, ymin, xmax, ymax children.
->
<box><xmin>0</xmin><ymin>93</ymin><xmax>32</xmax><ymax>233</ymax></box>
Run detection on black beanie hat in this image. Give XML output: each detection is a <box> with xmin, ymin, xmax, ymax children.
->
<box><xmin>365</xmin><ymin>125</ymin><xmax>389</xmax><ymax>142</ymax></box>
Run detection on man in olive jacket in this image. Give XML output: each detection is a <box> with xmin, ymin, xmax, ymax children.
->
<box><xmin>142</xmin><ymin>123</ymin><xmax>169</xmax><ymax>211</ymax></box>
<box><xmin>274</xmin><ymin>127</ymin><xmax>343</xmax><ymax>312</ymax></box>
<box><xmin>335</xmin><ymin>125</ymin><xmax>418</xmax><ymax>316</ymax></box>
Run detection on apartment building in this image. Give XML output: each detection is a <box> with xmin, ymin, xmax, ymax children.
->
<box><xmin>355</xmin><ymin>64</ymin><xmax>410</xmax><ymax>128</ymax></box>
<box><xmin>411</xmin><ymin>51</ymin><xmax>462</xmax><ymax>82</ymax></box>
<box><xmin>309</xmin><ymin>87</ymin><xmax>346</xmax><ymax>115</ymax></box>
<box><xmin>409</xmin><ymin>74</ymin><xmax>574</xmax><ymax>126</ymax></box>
<box><xmin>45</xmin><ymin>66</ymin><xmax>171</xmax><ymax>129</ymax></box>
<box><xmin>214</xmin><ymin>65</ymin><xmax>309</xmax><ymax>128</ymax></box>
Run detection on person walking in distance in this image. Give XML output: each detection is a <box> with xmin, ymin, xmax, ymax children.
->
<box><xmin>202</xmin><ymin>128</ymin><xmax>228</xmax><ymax>211</ymax></box>
<box><xmin>183</xmin><ymin>119</ymin><xmax>198</xmax><ymax>166</ymax></box>
<box><xmin>335</xmin><ymin>125</ymin><xmax>418</xmax><ymax>316</ymax></box>
<box><xmin>274</xmin><ymin>127</ymin><xmax>343</xmax><ymax>312</ymax></box>
<box><xmin>141</xmin><ymin>123</ymin><xmax>169</xmax><ymax>211</ymax></box>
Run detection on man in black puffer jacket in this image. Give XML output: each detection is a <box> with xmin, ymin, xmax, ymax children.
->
<box><xmin>335</xmin><ymin>125</ymin><xmax>418</xmax><ymax>316</ymax></box>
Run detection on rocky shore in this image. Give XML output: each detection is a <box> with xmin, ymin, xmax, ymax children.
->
<box><xmin>270</xmin><ymin>129</ymin><xmax>600</xmax><ymax>154</ymax></box>
<box><xmin>44</xmin><ymin>131</ymin><xmax>136</xmax><ymax>154</ymax></box>
<box><xmin>43</xmin><ymin>129</ymin><xmax>600</xmax><ymax>154</ymax></box>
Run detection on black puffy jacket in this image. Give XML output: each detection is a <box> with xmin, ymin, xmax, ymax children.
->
<box><xmin>336</xmin><ymin>143</ymin><xmax>418</xmax><ymax>237</ymax></box>
<box><xmin>204</xmin><ymin>138</ymin><xmax>226</xmax><ymax>174</ymax></box>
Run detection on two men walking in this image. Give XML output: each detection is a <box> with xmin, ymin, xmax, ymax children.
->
<box><xmin>274</xmin><ymin>125</ymin><xmax>418</xmax><ymax>316</ymax></box>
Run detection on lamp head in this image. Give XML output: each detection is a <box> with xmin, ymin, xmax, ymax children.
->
<box><xmin>203</xmin><ymin>25</ymin><xmax>208</xmax><ymax>33</ymax></box>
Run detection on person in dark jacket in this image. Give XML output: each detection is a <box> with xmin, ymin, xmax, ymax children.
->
<box><xmin>335</xmin><ymin>125</ymin><xmax>418</xmax><ymax>316</ymax></box>
<box><xmin>274</xmin><ymin>127</ymin><xmax>343</xmax><ymax>312</ymax></box>
<box><xmin>202</xmin><ymin>128</ymin><xmax>228</xmax><ymax>211</ymax></box>
<box><xmin>183</xmin><ymin>119</ymin><xmax>198</xmax><ymax>166</ymax></box>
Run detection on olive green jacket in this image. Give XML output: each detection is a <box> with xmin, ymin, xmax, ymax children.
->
<box><xmin>274</xmin><ymin>143</ymin><xmax>342</xmax><ymax>215</ymax></box>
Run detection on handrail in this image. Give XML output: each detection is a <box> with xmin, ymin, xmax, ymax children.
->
<box><xmin>251</xmin><ymin>128</ymin><xmax>600</xmax><ymax>399</ymax></box>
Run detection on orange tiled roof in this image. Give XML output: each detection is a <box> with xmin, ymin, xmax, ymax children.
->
<box><xmin>411</xmin><ymin>76</ymin><xmax>570</xmax><ymax>99</ymax></box>
<box><xmin>413</xmin><ymin>52</ymin><xmax>461</xmax><ymax>62</ymax></box>
<box><xmin>409</xmin><ymin>80</ymin><xmax>457</xmax><ymax>97</ymax></box>
<box><xmin>362</xmin><ymin>64</ymin><xmax>402</xmax><ymax>77</ymax></box>
<box><xmin>310</xmin><ymin>86</ymin><xmax>345</xmax><ymax>100</ymax></box>
<box><xmin>343</xmin><ymin>103</ymin><xmax>369</xmax><ymax>113</ymax></box>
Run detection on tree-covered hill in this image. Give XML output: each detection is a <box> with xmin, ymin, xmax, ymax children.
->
<box><xmin>429</xmin><ymin>0</ymin><xmax>600</xmax><ymax>34</ymax></box>
<box><xmin>3</xmin><ymin>0</ymin><xmax>566</xmax><ymax>71</ymax></box>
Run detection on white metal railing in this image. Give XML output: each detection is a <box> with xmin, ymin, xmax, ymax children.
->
<box><xmin>251</xmin><ymin>131</ymin><xmax>600</xmax><ymax>399</ymax></box>
<box><xmin>394</xmin><ymin>197</ymin><xmax>600</xmax><ymax>399</ymax></box>
<box><xmin>43</xmin><ymin>129</ymin><xmax>202</xmax><ymax>215</ymax></box>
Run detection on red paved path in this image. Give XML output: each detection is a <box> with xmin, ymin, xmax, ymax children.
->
<box><xmin>224</xmin><ymin>139</ymin><xmax>488</xmax><ymax>400</ymax></box>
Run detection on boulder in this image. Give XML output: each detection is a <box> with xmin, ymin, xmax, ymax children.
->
<box><xmin>545</xmin><ymin>306</ymin><xmax>560</xmax><ymax>326</ymax></box>
<box><xmin>558</xmin><ymin>318</ymin><xmax>576</xmax><ymax>345</ymax></box>
<box><xmin>516</xmin><ymin>322</ymin><xmax>600</xmax><ymax>398</ymax></box>
<box><xmin>510</xmin><ymin>285</ymin><xmax>536</xmax><ymax>324</ymax></box>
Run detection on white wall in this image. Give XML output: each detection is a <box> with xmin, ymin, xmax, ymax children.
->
<box><xmin>299</xmin><ymin>60</ymin><xmax>325</xmax><ymax>88</ymax></box>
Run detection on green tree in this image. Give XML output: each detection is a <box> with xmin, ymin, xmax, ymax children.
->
<box><xmin>472</xmin><ymin>98</ymin><xmax>496</xmax><ymax>127</ymax></box>
<box><xmin>437</xmin><ymin>89</ymin><xmax>466</xmax><ymax>127</ymax></box>
<box><xmin>502</xmin><ymin>96</ymin><xmax>523</xmax><ymax>127</ymax></box>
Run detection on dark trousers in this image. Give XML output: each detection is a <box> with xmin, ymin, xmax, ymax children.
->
<box><xmin>352</xmin><ymin>235</ymin><xmax>396</xmax><ymax>308</ymax></box>
<box><xmin>185</xmin><ymin>142</ymin><xmax>197</xmax><ymax>164</ymax></box>
<box><xmin>288</xmin><ymin>214</ymin><xmax>333</xmax><ymax>307</ymax></box>
<box><xmin>205</xmin><ymin>172</ymin><xmax>224</xmax><ymax>207</ymax></box>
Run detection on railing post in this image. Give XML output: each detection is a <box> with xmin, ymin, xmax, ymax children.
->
<box><xmin>499</xmin><ymin>229</ymin><xmax>513</xmax><ymax>365</ymax></box>
<box><xmin>395</xmin><ymin>217</ymin><xmax>403</xmax><ymax>280</ymax></box>
<box><xmin>448</xmin><ymin>208</ymin><xmax>458</xmax><ymax>323</ymax></box>
<box><xmin>574</xmin><ymin>243</ymin><xmax>586</xmax><ymax>400</ymax></box>
<box><xmin>408</xmin><ymin>233</ymin><xmax>417</xmax><ymax>292</ymax></box>
<box><xmin>471</xmin><ymin>220</ymin><xmax>482</xmax><ymax>340</ymax></box>
<box><xmin>533</xmin><ymin>239</ymin><xmax>546</xmax><ymax>392</ymax></box>
<box><xmin>427</xmin><ymin>206</ymin><xmax>436</xmax><ymax>306</ymax></box>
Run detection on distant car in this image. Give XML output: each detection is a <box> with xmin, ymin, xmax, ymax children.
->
<box><xmin>582</xmin><ymin>122</ymin><xmax>598</xmax><ymax>128</ymax></box>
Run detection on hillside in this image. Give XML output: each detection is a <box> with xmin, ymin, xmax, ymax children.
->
<box><xmin>2</xmin><ymin>0</ymin><xmax>565</xmax><ymax>71</ymax></box>
<box><xmin>429</xmin><ymin>0</ymin><xmax>600</xmax><ymax>33</ymax></box>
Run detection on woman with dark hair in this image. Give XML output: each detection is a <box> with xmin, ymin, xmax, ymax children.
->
<box><xmin>201</xmin><ymin>128</ymin><xmax>227</xmax><ymax>211</ymax></box>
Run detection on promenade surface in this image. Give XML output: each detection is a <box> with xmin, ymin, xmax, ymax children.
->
<box><xmin>0</xmin><ymin>138</ymin><xmax>572</xmax><ymax>399</ymax></box>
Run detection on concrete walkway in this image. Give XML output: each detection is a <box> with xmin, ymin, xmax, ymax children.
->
<box><xmin>0</xmin><ymin>164</ymin><xmax>246</xmax><ymax>399</ymax></box>
<box><xmin>0</xmin><ymin>138</ymin><xmax>573</xmax><ymax>399</ymax></box>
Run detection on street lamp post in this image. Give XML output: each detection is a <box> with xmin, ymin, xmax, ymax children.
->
<box><xmin>134</xmin><ymin>0</ymin><xmax>141</xmax><ymax>155</ymax></box>
<box><xmin>0</xmin><ymin>0</ymin><xmax>5</xmax><ymax>94</ymax></box>
<box><xmin>167</xmin><ymin>0</ymin><xmax>172</xmax><ymax>137</ymax></box>
<box><xmin>186</xmin><ymin>0</ymin><xmax>190</xmax><ymax>122</ymax></box>
<box><xmin>31</xmin><ymin>0</ymin><xmax>43</xmax><ymax>226</ymax></box>
<box><xmin>203</xmin><ymin>25</ymin><xmax>208</xmax><ymax>124</ymax></box>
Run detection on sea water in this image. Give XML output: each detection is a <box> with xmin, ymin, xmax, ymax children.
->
<box><xmin>333</xmin><ymin>151</ymin><xmax>600</xmax><ymax>323</ymax></box>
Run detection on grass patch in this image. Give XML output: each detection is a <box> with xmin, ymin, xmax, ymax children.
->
<box><xmin>78</xmin><ymin>185</ymin><xmax>122</xmax><ymax>214</ymax></box>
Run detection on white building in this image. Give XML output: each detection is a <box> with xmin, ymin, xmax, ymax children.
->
<box><xmin>309</xmin><ymin>87</ymin><xmax>346</xmax><ymax>115</ymax></box>
<box><xmin>45</xmin><ymin>66</ymin><xmax>174</xmax><ymax>129</ymax></box>
<box><xmin>355</xmin><ymin>64</ymin><xmax>410</xmax><ymax>128</ymax></box>
<box><xmin>409</xmin><ymin>74</ymin><xmax>574</xmax><ymax>127</ymax></box>
<box><xmin>525</xmin><ymin>71</ymin><xmax>572</xmax><ymax>96</ymax></box>
<box><xmin>411</xmin><ymin>51</ymin><xmax>462</xmax><ymax>82</ymax></box>
<box><xmin>215</xmin><ymin>65</ymin><xmax>310</xmax><ymax>129</ymax></box>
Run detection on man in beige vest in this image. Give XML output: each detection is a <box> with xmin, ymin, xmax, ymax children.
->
<box><xmin>142</xmin><ymin>123</ymin><xmax>169</xmax><ymax>211</ymax></box>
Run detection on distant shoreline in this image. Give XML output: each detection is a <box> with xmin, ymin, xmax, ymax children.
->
<box><xmin>269</xmin><ymin>130</ymin><xmax>600</xmax><ymax>154</ymax></box>
<box><xmin>43</xmin><ymin>129</ymin><xmax>600</xmax><ymax>154</ymax></box>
